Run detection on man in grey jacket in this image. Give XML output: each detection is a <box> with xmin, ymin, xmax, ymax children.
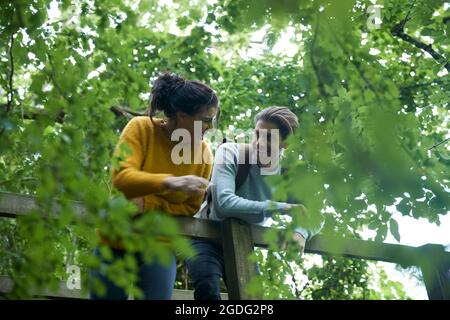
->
<box><xmin>187</xmin><ymin>106</ymin><xmax>324</xmax><ymax>300</ymax></box>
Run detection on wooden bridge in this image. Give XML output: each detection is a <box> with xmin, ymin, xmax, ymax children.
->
<box><xmin>0</xmin><ymin>191</ymin><xmax>449</xmax><ymax>300</ymax></box>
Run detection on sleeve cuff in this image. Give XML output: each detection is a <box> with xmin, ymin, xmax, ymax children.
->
<box><xmin>294</xmin><ymin>227</ymin><xmax>309</xmax><ymax>241</ymax></box>
<box><xmin>263</xmin><ymin>201</ymin><xmax>287</xmax><ymax>219</ymax></box>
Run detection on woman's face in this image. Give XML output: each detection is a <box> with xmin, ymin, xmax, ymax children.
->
<box><xmin>175</xmin><ymin>105</ymin><xmax>219</xmax><ymax>143</ymax></box>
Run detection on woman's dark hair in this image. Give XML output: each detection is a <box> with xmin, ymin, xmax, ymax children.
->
<box><xmin>254</xmin><ymin>106</ymin><xmax>299</xmax><ymax>140</ymax></box>
<box><xmin>149</xmin><ymin>72</ymin><xmax>219</xmax><ymax>119</ymax></box>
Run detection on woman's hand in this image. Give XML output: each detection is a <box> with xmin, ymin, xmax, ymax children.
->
<box><xmin>163</xmin><ymin>175</ymin><xmax>209</xmax><ymax>197</ymax></box>
<box><xmin>130</xmin><ymin>197</ymin><xmax>145</xmax><ymax>216</ymax></box>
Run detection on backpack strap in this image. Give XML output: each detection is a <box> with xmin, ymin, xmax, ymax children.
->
<box><xmin>235</xmin><ymin>144</ymin><xmax>251</xmax><ymax>191</ymax></box>
<box><xmin>205</xmin><ymin>143</ymin><xmax>251</xmax><ymax>219</ymax></box>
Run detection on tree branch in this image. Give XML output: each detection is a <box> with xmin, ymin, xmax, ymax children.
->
<box><xmin>1</xmin><ymin>11</ymin><xmax>15</xmax><ymax>137</ymax></box>
<box><xmin>334</xmin><ymin>38</ymin><xmax>382</xmax><ymax>102</ymax></box>
<box><xmin>0</xmin><ymin>104</ymin><xmax>146</xmax><ymax>124</ymax></box>
<box><xmin>429</xmin><ymin>137</ymin><xmax>450</xmax><ymax>151</ymax></box>
<box><xmin>109</xmin><ymin>106</ymin><xmax>146</xmax><ymax>118</ymax></box>
<box><xmin>391</xmin><ymin>0</ymin><xmax>450</xmax><ymax>72</ymax></box>
<box><xmin>402</xmin><ymin>0</ymin><xmax>418</xmax><ymax>29</ymax></box>
<box><xmin>392</xmin><ymin>26</ymin><xmax>450</xmax><ymax>71</ymax></box>
<box><xmin>310</xmin><ymin>17</ymin><xmax>328</xmax><ymax>98</ymax></box>
<box><xmin>7</xmin><ymin>29</ymin><xmax>15</xmax><ymax>112</ymax></box>
<box><xmin>401</xmin><ymin>78</ymin><xmax>449</xmax><ymax>89</ymax></box>
<box><xmin>45</xmin><ymin>51</ymin><xmax>72</xmax><ymax>103</ymax></box>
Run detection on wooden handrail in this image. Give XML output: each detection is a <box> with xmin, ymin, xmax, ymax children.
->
<box><xmin>1</xmin><ymin>191</ymin><xmax>449</xmax><ymax>299</ymax></box>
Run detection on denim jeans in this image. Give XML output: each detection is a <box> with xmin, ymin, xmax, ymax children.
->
<box><xmin>89</xmin><ymin>247</ymin><xmax>176</xmax><ymax>300</ymax></box>
<box><xmin>186</xmin><ymin>240</ymin><xmax>226</xmax><ymax>300</ymax></box>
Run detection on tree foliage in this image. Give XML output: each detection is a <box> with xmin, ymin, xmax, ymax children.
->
<box><xmin>1</xmin><ymin>0</ymin><xmax>448</xmax><ymax>299</ymax></box>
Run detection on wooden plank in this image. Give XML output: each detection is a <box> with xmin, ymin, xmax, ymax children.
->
<box><xmin>251</xmin><ymin>224</ymin><xmax>428</xmax><ymax>266</ymax></box>
<box><xmin>0</xmin><ymin>276</ymin><xmax>228</xmax><ymax>300</ymax></box>
<box><xmin>2</xmin><ymin>192</ymin><xmax>450</xmax><ymax>275</ymax></box>
<box><xmin>222</xmin><ymin>218</ymin><xmax>256</xmax><ymax>300</ymax></box>
<box><xmin>176</xmin><ymin>216</ymin><xmax>222</xmax><ymax>242</ymax></box>
<box><xmin>0</xmin><ymin>192</ymin><xmax>220</xmax><ymax>241</ymax></box>
<box><xmin>0</xmin><ymin>192</ymin><xmax>85</xmax><ymax>218</ymax></box>
<box><xmin>305</xmin><ymin>235</ymin><xmax>422</xmax><ymax>266</ymax></box>
<box><xmin>418</xmin><ymin>244</ymin><xmax>450</xmax><ymax>300</ymax></box>
<box><xmin>0</xmin><ymin>276</ymin><xmax>88</xmax><ymax>299</ymax></box>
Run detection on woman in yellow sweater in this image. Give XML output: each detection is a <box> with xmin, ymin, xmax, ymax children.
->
<box><xmin>90</xmin><ymin>73</ymin><xmax>218</xmax><ymax>299</ymax></box>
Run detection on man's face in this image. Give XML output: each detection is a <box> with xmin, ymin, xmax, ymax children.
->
<box><xmin>254</xmin><ymin>120</ymin><xmax>284</xmax><ymax>168</ymax></box>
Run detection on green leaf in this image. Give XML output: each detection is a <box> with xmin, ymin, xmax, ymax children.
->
<box><xmin>375</xmin><ymin>224</ymin><xmax>388</xmax><ymax>242</ymax></box>
<box><xmin>389</xmin><ymin>218</ymin><xmax>401</xmax><ymax>242</ymax></box>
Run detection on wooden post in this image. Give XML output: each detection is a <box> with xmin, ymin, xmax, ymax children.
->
<box><xmin>222</xmin><ymin>218</ymin><xmax>256</xmax><ymax>300</ymax></box>
<box><xmin>418</xmin><ymin>244</ymin><xmax>450</xmax><ymax>300</ymax></box>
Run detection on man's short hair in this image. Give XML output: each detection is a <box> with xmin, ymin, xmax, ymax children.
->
<box><xmin>254</xmin><ymin>106</ymin><xmax>299</xmax><ymax>139</ymax></box>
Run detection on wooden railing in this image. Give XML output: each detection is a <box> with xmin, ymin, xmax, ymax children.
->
<box><xmin>0</xmin><ymin>191</ymin><xmax>449</xmax><ymax>300</ymax></box>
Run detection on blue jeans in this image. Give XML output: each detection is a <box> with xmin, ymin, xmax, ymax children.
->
<box><xmin>186</xmin><ymin>240</ymin><xmax>226</xmax><ymax>300</ymax></box>
<box><xmin>90</xmin><ymin>248</ymin><xmax>176</xmax><ymax>300</ymax></box>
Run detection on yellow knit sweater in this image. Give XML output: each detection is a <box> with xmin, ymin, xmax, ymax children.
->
<box><xmin>111</xmin><ymin>116</ymin><xmax>213</xmax><ymax>216</ymax></box>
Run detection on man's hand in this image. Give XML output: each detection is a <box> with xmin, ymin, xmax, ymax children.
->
<box><xmin>279</xmin><ymin>204</ymin><xmax>308</xmax><ymax>254</ymax></box>
<box><xmin>283</xmin><ymin>204</ymin><xmax>310</xmax><ymax>233</ymax></box>
<box><xmin>292</xmin><ymin>232</ymin><xmax>306</xmax><ymax>255</ymax></box>
<box><xmin>280</xmin><ymin>232</ymin><xmax>306</xmax><ymax>254</ymax></box>
<box><xmin>282</xmin><ymin>203</ymin><xmax>308</xmax><ymax>216</ymax></box>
